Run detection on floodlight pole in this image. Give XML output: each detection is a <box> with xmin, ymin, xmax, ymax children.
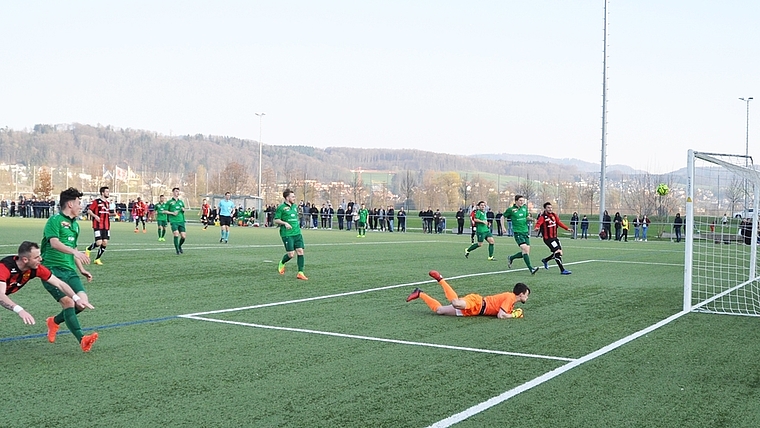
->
<box><xmin>739</xmin><ymin>97</ymin><xmax>753</xmax><ymax>212</ymax></box>
<box><xmin>255</xmin><ymin>112</ymin><xmax>266</xmax><ymax>198</ymax></box>
<box><xmin>598</xmin><ymin>0</ymin><xmax>610</xmax><ymax>233</ymax></box>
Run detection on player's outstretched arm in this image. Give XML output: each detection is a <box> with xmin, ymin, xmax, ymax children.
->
<box><xmin>0</xmin><ymin>284</ymin><xmax>35</xmax><ymax>325</ymax></box>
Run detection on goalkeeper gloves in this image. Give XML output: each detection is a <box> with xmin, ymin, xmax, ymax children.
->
<box><xmin>511</xmin><ymin>308</ymin><xmax>524</xmax><ymax>318</ymax></box>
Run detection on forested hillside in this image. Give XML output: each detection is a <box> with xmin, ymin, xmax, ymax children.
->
<box><xmin>0</xmin><ymin>123</ymin><xmax>590</xmax><ymax>183</ymax></box>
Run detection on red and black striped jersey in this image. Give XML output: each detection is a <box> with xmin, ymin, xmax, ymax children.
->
<box><xmin>201</xmin><ymin>203</ymin><xmax>211</xmax><ymax>216</ymax></box>
<box><xmin>0</xmin><ymin>256</ymin><xmax>52</xmax><ymax>295</ymax></box>
<box><xmin>132</xmin><ymin>201</ymin><xmax>147</xmax><ymax>216</ymax></box>
<box><xmin>535</xmin><ymin>212</ymin><xmax>570</xmax><ymax>239</ymax></box>
<box><xmin>89</xmin><ymin>198</ymin><xmax>111</xmax><ymax>230</ymax></box>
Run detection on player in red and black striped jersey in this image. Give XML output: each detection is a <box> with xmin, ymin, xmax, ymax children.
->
<box><xmin>534</xmin><ymin>202</ymin><xmax>573</xmax><ymax>275</ymax></box>
<box><xmin>200</xmin><ymin>199</ymin><xmax>211</xmax><ymax>230</ymax></box>
<box><xmin>86</xmin><ymin>186</ymin><xmax>111</xmax><ymax>265</ymax></box>
<box><xmin>1</xmin><ymin>241</ymin><xmax>93</xmax><ymax>325</ymax></box>
<box><xmin>133</xmin><ymin>197</ymin><xmax>148</xmax><ymax>233</ymax></box>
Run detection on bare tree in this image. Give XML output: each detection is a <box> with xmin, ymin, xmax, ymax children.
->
<box><xmin>398</xmin><ymin>170</ymin><xmax>417</xmax><ymax>210</ymax></box>
<box><xmin>725</xmin><ymin>177</ymin><xmax>745</xmax><ymax>216</ymax></box>
<box><xmin>34</xmin><ymin>167</ymin><xmax>54</xmax><ymax>199</ymax></box>
<box><xmin>220</xmin><ymin>162</ymin><xmax>251</xmax><ymax>194</ymax></box>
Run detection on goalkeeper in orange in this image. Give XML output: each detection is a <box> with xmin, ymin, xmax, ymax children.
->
<box><xmin>406</xmin><ymin>270</ymin><xmax>529</xmax><ymax>319</ymax></box>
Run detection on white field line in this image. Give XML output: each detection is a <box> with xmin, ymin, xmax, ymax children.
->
<box><xmin>180</xmin><ymin>260</ymin><xmax>595</xmax><ymax>317</ymax></box>
<box><xmin>71</xmin><ymin>240</ymin><xmax>446</xmax><ymax>252</ymax></box>
<box><xmin>183</xmin><ymin>315</ymin><xmax>575</xmax><ymax>362</ymax></box>
<box><xmin>428</xmin><ymin>309</ymin><xmax>690</xmax><ymax>428</ymax></box>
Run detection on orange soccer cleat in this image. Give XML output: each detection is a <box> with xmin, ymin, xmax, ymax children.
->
<box><xmin>428</xmin><ymin>270</ymin><xmax>443</xmax><ymax>282</ymax></box>
<box><xmin>80</xmin><ymin>332</ymin><xmax>99</xmax><ymax>352</ymax></box>
<box><xmin>406</xmin><ymin>287</ymin><xmax>422</xmax><ymax>302</ymax></box>
<box><xmin>46</xmin><ymin>317</ymin><xmax>59</xmax><ymax>343</ymax></box>
<box><xmin>296</xmin><ymin>272</ymin><xmax>308</xmax><ymax>281</ymax></box>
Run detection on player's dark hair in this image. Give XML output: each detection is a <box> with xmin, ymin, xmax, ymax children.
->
<box><xmin>99</xmin><ymin>186</ymin><xmax>109</xmax><ymax>195</ymax></box>
<box><xmin>172</xmin><ymin>187</ymin><xmax>180</xmax><ymax>192</ymax></box>
<box><xmin>18</xmin><ymin>241</ymin><xmax>39</xmax><ymax>256</ymax></box>
<box><xmin>513</xmin><ymin>282</ymin><xmax>530</xmax><ymax>296</ymax></box>
<box><xmin>283</xmin><ymin>189</ymin><xmax>294</xmax><ymax>198</ymax></box>
<box><xmin>477</xmin><ymin>201</ymin><xmax>486</xmax><ymax>206</ymax></box>
<box><xmin>543</xmin><ymin>202</ymin><xmax>552</xmax><ymax>209</ymax></box>
<box><xmin>514</xmin><ymin>195</ymin><xmax>524</xmax><ymax>202</ymax></box>
<box><xmin>59</xmin><ymin>187</ymin><xmax>83</xmax><ymax>209</ymax></box>
<box><xmin>159</xmin><ymin>194</ymin><xmax>164</xmax><ymax>198</ymax></box>
<box><xmin>225</xmin><ymin>192</ymin><xmax>231</xmax><ymax>196</ymax></box>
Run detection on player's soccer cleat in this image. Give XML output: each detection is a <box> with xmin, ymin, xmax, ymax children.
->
<box><xmin>176</xmin><ymin>250</ymin><xmax>181</xmax><ymax>255</ymax></box>
<box><xmin>464</xmin><ymin>249</ymin><xmax>469</xmax><ymax>258</ymax></box>
<box><xmin>531</xmin><ymin>267</ymin><xmax>540</xmax><ymax>275</ymax></box>
<box><xmin>134</xmin><ymin>228</ymin><xmax>139</xmax><ymax>233</ymax></box>
<box><xmin>179</xmin><ymin>248</ymin><xmax>183</xmax><ymax>254</ymax></box>
<box><xmin>46</xmin><ymin>317</ymin><xmax>59</xmax><ymax>343</ymax></box>
<box><xmin>561</xmin><ymin>270</ymin><xmax>572</xmax><ymax>275</ymax></box>
<box><xmin>508</xmin><ymin>257</ymin><xmax>513</xmax><ymax>269</ymax></box>
<box><xmin>296</xmin><ymin>272</ymin><xmax>308</xmax><ymax>280</ymax></box>
<box><xmin>220</xmin><ymin>238</ymin><xmax>224</xmax><ymax>243</ymax></box>
<box><xmin>278</xmin><ymin>262</ymin><xmax>285</xmax><ymax>275</ymax></box>
<box><xmin>406</xmin><ymin>287</ymin><xmax>422</xmax><ymax>302</ymax></box>
<box><xmin>93</xmin><ymin>259</ymin><xmax>103</xmax><ymax>265</ymax></box>
<box><xmin>357</xmin><ymin>234</ymin><xmax>362</xmax><ymax>238</ymax></box>
<box><xmin>85</xmin><ymin>248</ymin><xmax>91</xmax><ymax>259</ymax></box>
<box><xmin>428</xmin><ymin>270</ymin><xmax>443</xmax><ymax>281</ymax></box>
<box><xmin>224</xmin><ymin>240</ymin><xmax>228</xmax><ymax>243</ymax></box>
<box><xmin>543</xmin><ymin>260</ymin><xmax>549</xmax><ymax>270</ymax></box>
<box><xmin>80</xmin><ymin>332</ymin><xmax>98</xmax><ymax>352</ymax></box>
<box><xmin>142</xmin><ymin>229</ymin><xmax>147</xmax><ymax>233</ymax></box>
<box><xmin>488</xmin><ymin>257</ymin><xmax>496</xmax><ymax>261</ymax></box>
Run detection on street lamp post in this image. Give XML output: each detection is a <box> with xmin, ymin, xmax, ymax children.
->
<box><xmin>739</xmin><ymin>97</ymin><xmax>753</xmax><ymax>211</ymax></box>
<box><xmin>255</xmin><ymin>112</ymin><xmax>266</xmax><ymax>198</ymax></box>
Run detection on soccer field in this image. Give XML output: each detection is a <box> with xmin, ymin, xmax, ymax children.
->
<box><xmin>2</xmin><ymin>218</ymin><xmax>759</xmax><ymax>427</ymax></box>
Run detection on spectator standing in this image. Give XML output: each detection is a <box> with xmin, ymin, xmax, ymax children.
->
<box><xmin>673</xmin><ymin>213</ymin><xmax>683</xmax><ymax>243</ymax></box>
<box><xmin>580</xmin><ymin>215</ymin><xmax>589</xmax><ymax>239</ymax></box>
<box><xmin>570</xmin><ymin>212</ymin><xmax>579</xmax><ymax>239</ymax></box>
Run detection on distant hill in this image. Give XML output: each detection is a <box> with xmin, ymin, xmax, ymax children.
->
<box><xmin>0</xmin><ymin>123</ymin><xmax>651</xmax><ymax>184</ymax></box>
<box><xmin>474</xmin><ymin>153</ymin><xmax>643</xmax><ymax>174</ymax></box>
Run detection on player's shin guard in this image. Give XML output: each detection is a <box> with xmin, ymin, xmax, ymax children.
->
<box><xmin>437</xmin><ymin>279</ymin><xmax>459</xmax><ymax>302</ymax></box>
<box><xmin>466</xmin><ymin>243</ymin><xmax>479</xmax><ymax>252</ymax></box>
<box><xmin>281</xmin><ymin>254</ymin><xmax>292</xmax><ymax>264</ymax></box>
<box><xmin>62</xmin><ymin>307</ymin><xmax>84</xmax><ymax>342</ymax></box>
<box><xmin>297</xmin><ymin>254</ymin><xmax>304</xmax><ymax>271</ymax></box>
<box><xmin>488</xmin><ymin>243</ymin><xmax>494</xmax><ymax>257</ymax></box>
<box><xmin>523</xmin><ymin>254</ymin><xmax>534</xmax><ymax>270</ymax></box>
<box><xmin>419</xmin><ymin>292</ymin><xmax>442</xmax><ymax>312</ymax></box>
<box><xmin>179</xmin><ymin>237</ymin><xmax>185</xmax><ymax>248</ymax></box>
<box><xmin>87</xmin><ymin>242</ymin><xmax>98</xmax><ymax>251</ymax></box>
<box><xmin>96</xmin><ymin>245</ymin><xmax>106</xmax><ymax>260</ymax></box>
<box><xmin>173</xmin><ymin>236</ymin><xmax>180</xmax><ymax>251</ymax></box>
<box><xmin>555</xmin><ymin>254</ymin><xmax>565</xmax><ymax>271</ymax></box>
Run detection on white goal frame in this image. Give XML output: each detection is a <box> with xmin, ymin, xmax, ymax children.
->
<box><xmin>684</xmin><ymin>149</ymin><xmax>760</xmax><ymax>315</ymax></box>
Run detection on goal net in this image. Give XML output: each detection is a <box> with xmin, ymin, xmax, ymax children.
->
<box><xmin>685</xmin><ymin>150</ymin><xmax>760</xmax><ymax>316</ymax></box>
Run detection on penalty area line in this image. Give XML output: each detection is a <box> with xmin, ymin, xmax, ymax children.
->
<box><xmin>428</xmin><ymin>309</ymin><xmax>690</xmax><ymax>428</ymax></box>
<box><xmin>181</xmin><ymin>315</ymin><xmax>575</xmax><ymax>362</ymax></box>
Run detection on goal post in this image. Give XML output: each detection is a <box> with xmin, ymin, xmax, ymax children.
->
<box><xmin>684</xmin><ymin>149</ymin><xmax>760</xmax><ymax>316</ymax></box>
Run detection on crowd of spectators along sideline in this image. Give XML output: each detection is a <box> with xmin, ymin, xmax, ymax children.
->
<box><xmin>0</xmin><ymin>196</ymin><xmax>56</xmax><ymax>218</ymax></box>
<box><xmin>258</xmin><ymin>200</ymin><xmax>409</xmax><ymax>232</ymax></box>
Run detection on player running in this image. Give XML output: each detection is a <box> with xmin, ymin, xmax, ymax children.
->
<box><xmin>406</xmin><ymin>270</ymin><xmax>529</xmax><ymax>319</ymax></box>
<box><xmin>274</xmin><ymin>189</ymin><xmax>308</xmax><ymax>280</ymax></box>
<box><xmin>534</xmin><ymin>202</ymin><xmax>572</xmax><ymax>275</ymax></box>
<box><xmin>164</xmin><ymin>187</ymin><xmax>187</xmax><ymax>255</ymax></box>
<box><xmin>464</xmin><ymin>201</ymin><xmax>496</xmax><ymax>260</ymax></box>
<box><xmin>85</xmin><ymin>186</ymin><xmax>111</xmax><ymax>265</ymax></box>
<box><xmin>503</xmin><ymin>195</ymin><xmax>539</xmax><ymax>275</ymax></box>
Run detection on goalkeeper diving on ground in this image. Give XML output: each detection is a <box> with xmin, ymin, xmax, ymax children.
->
<box><xmin>406</xmin><ymin>271</ymin><xmax>529</xmax><ymax>319</ymax></box>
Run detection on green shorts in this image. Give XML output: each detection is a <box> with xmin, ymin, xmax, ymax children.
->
<box><xmin>358</xmin><ymin>221</ymin><xmax>366</xmax><ymax>228</ymax></box>
<box><xmin>476</xmin><ymin>230</ymin><xmax>493</xmax><ymax>242</ymax></box>
<box><xmin>43</xmin><ymin>267</ymin><xmax>85</xmax><ymax>301</ymax></box>
<box><xmin>170</xmin><ymin>222</ymin><xmax>186</xmax><ymax>233</ymax></box>
<box><xmin>157</xmin><ymin>219</ymin><xmax>168</xmax><ymax>227</ymax></box>
<box><xmin>281</xmin><ymin>234</ymin><xmax>305</xmax><ymax>252</ymax></box>
<box><xmin>513</xmin><ymin>232</ymin><xmax>531</xmax><ymax>247</ymax></box>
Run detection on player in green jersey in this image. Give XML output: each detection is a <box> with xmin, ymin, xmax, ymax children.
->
<box><xmin>357</xmin><ymin>203</ymin><xmax>369</xmax><ymax>237</ymax></box>
<box><xmin>503</xmin><ymin>194</ymin><xmax>539</xmax><ymax>275</ymax></box>
<box><xmin>41</xmin><ymin>187</ymin><xmax>99</xmax><ymax>352</ymax></box>
<box><xmin>274</xmin><ymin>189</ymin><xmax>308</xmax><ymax>280</ymax></box>
<box><xmin>153</xmin><ymin>194</ymin><xmax>169</xmax><ymax>242</ymax></box>
<box><xmin>464</xmin><ymin>201</ymin><xmax>496</xmax><ymax>260</ymax></box>
<box><xmin>163</xmin><ymin>187</ymin><xmax>187</xmax><ymax>254</ymax></box>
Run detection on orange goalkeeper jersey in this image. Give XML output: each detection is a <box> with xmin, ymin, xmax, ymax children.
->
<box><xmin>461</xmin><ymin>292</ymin><xmax>518</xmax><ymax>316</ymax></box>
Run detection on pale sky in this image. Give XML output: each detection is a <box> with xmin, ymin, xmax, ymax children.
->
<box><xmin>1</xmin><ymin>1</ymin><xmax>758</xmax><ymax>174</ymax></box>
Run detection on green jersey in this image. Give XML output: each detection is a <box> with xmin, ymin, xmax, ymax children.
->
<box><xmin>166</xmin><ymin>198</ymin><xmax>186</xmax><ymax>223</ymax></box>
<box><xmin>505</xmin><ymin>204</ymin><xmax>530</xmax><ymax>233</ymax></box>
<box><xmin>358</xmin><ymin>209</ymin><xmax>369</xmax><ymax>223</ymax></box>
<box><xmin>154</xmin><ymin>202</ymin><xmax>169</xmax><ymax>221</ymax></box>
<box><xmin>475</xmin><ymin>209</ymin><xmax>489</xmax><ymax>233</ymax></box>
<box><xmin>275</xmin><ymin>202</ymin><xmax>301</xmax><ymax>237</ymax></box>
<box><xmin>41</xmin><ymin>212</ymin><xmax>80</xmax><ymax>271</ymax></box>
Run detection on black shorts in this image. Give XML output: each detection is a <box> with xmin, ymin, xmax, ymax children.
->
<box><xmin>94</xmin><ymin>229</ymin><xmax>110</xmax><ymax>241</ymax></box>
<box><xmin>219</xmin><ymin>215</ymin><xmax>232</xmax><ymax>227</ymax></box>
<box><xmin>543</xmin><ymin>237</ymin><xmax>562</xmax><ymax>252</ymax></box>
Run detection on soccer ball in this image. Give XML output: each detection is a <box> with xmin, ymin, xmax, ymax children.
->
<box><xmin>656</xmin><ymin>183</ymin><xmax>669</xmax><ymax>196</ymax></box>
<box><xmin>512</xmin><ymin>308</ymin><xmax>524</xmax><ymax>318</ymax></box>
